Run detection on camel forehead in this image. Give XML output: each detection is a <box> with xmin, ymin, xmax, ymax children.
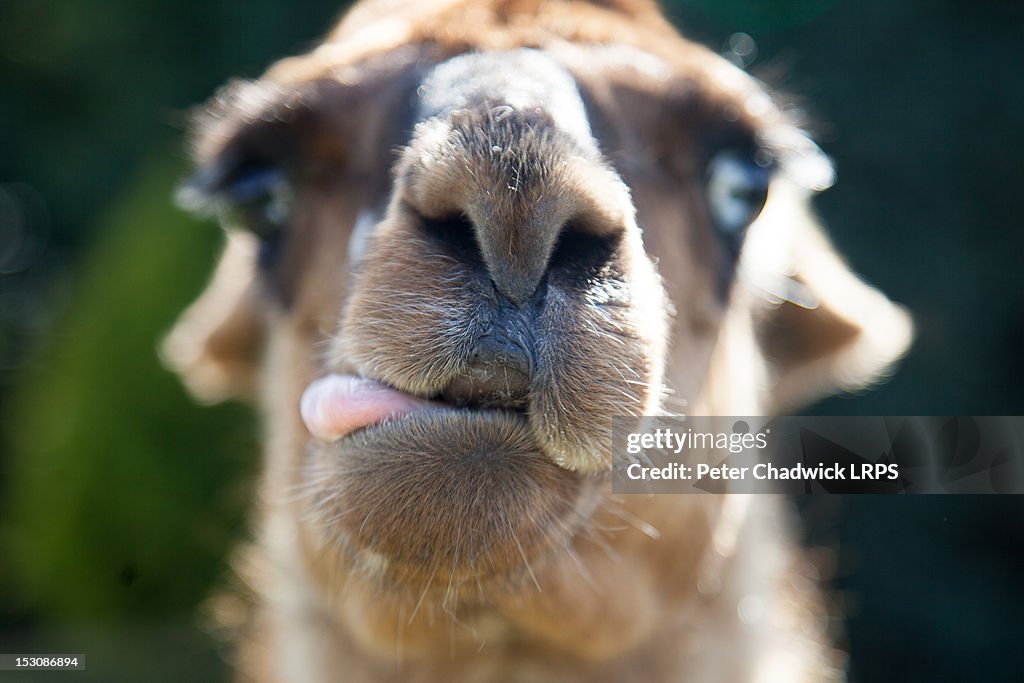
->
<box><xmin>191</xmin><ymin>4</ymin><xmax>779</xmax><ymax>179</ymax></box>
<box><xmin>416</xmin><ymin>49</ymin><xmax>595</xmax><ymax>150</ymax></box>
<box><xmin>409</xmin><ymin>49</ymin><xmax>595</xmax><ymax>206</ymax></box>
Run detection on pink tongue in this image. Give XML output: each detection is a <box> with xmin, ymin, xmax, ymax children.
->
<box><xmin>300</xmin><ymin>374</ymin><xmax>438</xmax><ymax>442</ymax></box>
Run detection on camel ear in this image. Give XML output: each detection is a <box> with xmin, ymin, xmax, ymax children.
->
<box><xmin>161</xmin><ymin>231</ymin><xmax>265</xmax><ymax>403</ymax></box>
<box><xmin>161</xmin><ymin>78</ymin><xmax>313</xmax><ymax>403</ymax></box>
<box><xmin>744</xmin><ymin>179</ymin><xmax>914</xmax><ymax>413</ymax></box>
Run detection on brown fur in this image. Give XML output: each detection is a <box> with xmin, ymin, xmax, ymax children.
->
<box><xmin>164</xmin><ymin>1</ymin><xmax>912</xmax><ymax>681</ymax></box>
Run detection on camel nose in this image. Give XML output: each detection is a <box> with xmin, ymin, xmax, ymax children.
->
<box><xmin>413</xmin><ymin>50</ymin><xmax>611</xmax><ymax>307</ymax></box>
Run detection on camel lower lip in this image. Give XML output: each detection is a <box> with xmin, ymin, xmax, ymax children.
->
<box><xmin>340</xmin><ymin>405</ymin><xmax>532</xmax><ymax>455</ymax></box>
<box><xmin>303</xmin><ymin>408</ymin><xmax>585</xmax><ymax>588</ymax></box>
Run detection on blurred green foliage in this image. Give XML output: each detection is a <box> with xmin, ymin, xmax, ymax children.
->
<box><xmin>1</xmin><ymin>0</ymin><xmax>1022</xmax><ymax>681</ymax></box>
<box><xmin>0</xmin><ymin>160</ymin><xmax>258</xmax><ymax>681</ymax></box>
<box><xmin>1</xmin><ymin>1</ymin><xmax>345</xmax><ymax>675</ymax></box>
<box><xmin>4</xmin><ymin>158</ymin><xmax>255</xmax><ymax>618</ymax></box>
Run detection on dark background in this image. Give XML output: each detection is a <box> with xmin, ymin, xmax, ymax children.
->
<box><xmin>1</xmin><ymin>0</ymin><xmax>1022</xmax><ymax>680</ymax></box>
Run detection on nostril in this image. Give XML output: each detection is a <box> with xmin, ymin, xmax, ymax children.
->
<box><xmin>547</xmin><ymin>223</ymin><xmax>620</xmax><ymax>280</ymax></box>
<box><xmin>441</xmin><ymin>334</ymin><xmax>532</xmax><ymax>409</ymax></box>
<box><xmin>418</xmin><ymin>212</ymin><xmax>484</xmax><ymax>269</ymax></box>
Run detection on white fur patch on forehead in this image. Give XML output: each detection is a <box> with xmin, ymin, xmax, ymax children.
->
<box><xmin>416</xmin><ymin>49</ymin><xmax>596</xmax><ymax>151</ymax></box>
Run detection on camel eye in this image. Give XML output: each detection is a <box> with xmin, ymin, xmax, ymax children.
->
<box><xmin>219</xmin><ymin>164</ymin><xmax>292</xmax><ymax>268</ymax></box>
<box><xmin>705</xmin><ymin>149</ymin><xmax>772</xmax><ymax>235</ymax></box>
<box><xmin>223</xmin><ymin>164</ymin><xmax>292</xmax><ymax>240</ymax></box>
